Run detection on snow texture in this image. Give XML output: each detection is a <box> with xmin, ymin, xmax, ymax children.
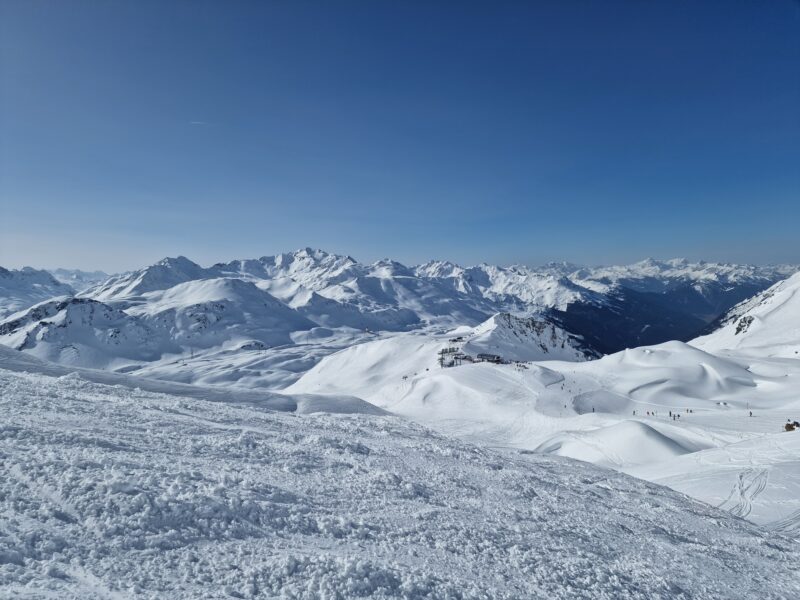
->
<box><xmin>1</xmin><ymin>348</ymin><xmax>799</xmax><ymax>599</ymax></box>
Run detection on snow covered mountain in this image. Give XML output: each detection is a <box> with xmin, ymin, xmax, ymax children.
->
<box><xmin>2</xmin><ymin>346</ymin><xmax>798</xmax><ymax>599</ymax></box>
<box><xmin>572</xmin><ymin>257</ymin><xmax>794</xmax><ymax>294</ymax></box>
<box><xmin>1</xmin><ymin>250</ymin><xmax>794</xmax><ymax>388</ymax></box>
<box><xmin>547</xmin><ymin>258</ymin><xmax>798</xmax><ymax>353</ymax></box>
<box><xmin>288</xmin><ymin>313</ymin><xmax>594</xmax><ymax>405</ymax></box>
<box><xmin>692</xmin><ymin>271</ymin><xmax>800</xmax><ymax>358</ymax></box>
<box><xmin>91</xmin><ymin>250</ymin><xmax>797</xmax><ymax>338</ymax></box>
<box><xmin>0</xmin><ymin>296</ymin><xmax>178</xmax><ymax>368</ymax></box>
<box><xmin>123</xmin><ymin>277</ymin><xmax>317</xmax><ymax>347</ymax></box>
<box><xmin>461</xmin><ymin>313</ymin><xmax>596</xmax><ymax>362</ymax></box>
<box><xmin>84</xmin><ymin>251</ymin><xmax>490</xmax><ymax>331</ymax></box>
<box><xmin>0</xmin><ymin>278</ymin><xmax>320</xmax><ymax>371</ymax></box>
<box><xmin>87</xmin><ymin>256</ymin><xmax>208</xmax><ymax>301</ymax></box>
<box><xmin>48</xmin><ymin>268</ymin><xmax>110</xmax><ymax>292</ymax></box>
<box><xmin>414</xmin><ymin>260</ymin><xmax>600</xmax><ymax>311</ymax></box>
<box><xmin>0</xmin><ymin>266</ymin><xmax>74</xmax><ymax>319</ymax></box>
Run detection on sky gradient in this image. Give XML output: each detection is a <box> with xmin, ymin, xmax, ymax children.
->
<box><xmin>1</xmin><ymin>0</ymin><xmax>799</xmax><ymax>272</ymax></box>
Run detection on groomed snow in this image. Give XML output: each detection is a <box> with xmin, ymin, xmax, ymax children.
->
<box><xmin>2</xmin><ymin>350</ymin><xmax>799</xmax><ymax>598</ymax></box>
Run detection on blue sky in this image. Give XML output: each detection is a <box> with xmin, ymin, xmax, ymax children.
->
<box><xmin>1</xmin><ymin>1</ymin><xmax>798</xmax><ymax>271</ymax></box>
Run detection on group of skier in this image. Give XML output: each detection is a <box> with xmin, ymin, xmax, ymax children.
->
<box><xmin>631</xmin><ymin>408</ymin><xmax>693</xmax><ymax>421</ymax></box>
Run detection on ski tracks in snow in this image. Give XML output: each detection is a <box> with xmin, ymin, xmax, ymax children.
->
<box><xmin>769</xmin><ymin>508</ymin><xmax>800</xmax><ymax>536</ymax></box>
<box><xmin>719</xmin><ymin>468</ymin><xmax>769</xmax><ymax>519</ymax></box>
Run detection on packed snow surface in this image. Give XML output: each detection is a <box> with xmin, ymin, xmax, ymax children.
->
<box><xmin>2</xmin><ymin>349</ymin><xmax>799</xmax><ymax>599</ymax></box>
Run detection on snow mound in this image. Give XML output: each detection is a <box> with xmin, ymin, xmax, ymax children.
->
<box><xmin>588</xmin><ymin>341</ymin><xmax>759</xmax><ymax>405</ymax></box>
<box><xmin>288</xmin><ymin>333</ymin><xmax>443</xmax><ymax>401</ymax></box>
<box><xmin>1</xmin><ymin>358</ymin><xmax>798</xmax><ymax>598</ymax></box>
<box><xmin>535</xmin><ymin>420</ymin><xmax>716</xmax><ymax>468</ymax></box>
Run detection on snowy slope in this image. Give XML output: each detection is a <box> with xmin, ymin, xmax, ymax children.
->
<box><xmin>292</xmin><ymin>337</ymin><xmax>800</xmax><ymax>530</ymax></box>
<box><xmin>0</xmin><ymin>344</ymin><xmax>384</xmax><ymax>415</ymax></box>
<box><xmin>692</xmin><ymin>271</ymin><xmax>800</xmax><ymax>358</ymax></box>
<box><xmin>2</xmin><ymin>349</ymin><xmax>799</xmax><ymax>598</ymax></box>
<box><xmin>0</xmin><ymin>266</ymin><xmax>74</xmax><ymax>319</ymax></box>
<box><xmin>289</xmin><ymin>313</ymin><xmax>594</xmax><ymax>403</ymax></box>
<box><xmin>535</xmin><ymin>420</ymin><xmax>718</xmax><ymax>469</ymax></box>
<box><xmin>626</xmin><ymin>432</ymin><xmax>800</xmax><ymax>535</ymax></box>
<box><xmin>292</xmin><ymin>338</ymin><xmax>776</xmax><ymax>424</ymax></box>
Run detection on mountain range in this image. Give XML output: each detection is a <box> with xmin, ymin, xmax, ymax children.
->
<box><xmin>0</xmin><ymin>249</ymin><xmax>796</xmax><ymax>388</ymax></box>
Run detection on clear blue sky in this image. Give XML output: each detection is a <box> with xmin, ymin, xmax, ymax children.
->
<box><xmin>1</xmin><ymin>1</ymin><xmax>798</xmax><ymax>271</ymax></box>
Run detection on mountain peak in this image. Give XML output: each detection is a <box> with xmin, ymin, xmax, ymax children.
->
<box><xmin>155</xmin><ymin>256</ymin><xmax>201</xmax><ymax>270</ymax></box>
